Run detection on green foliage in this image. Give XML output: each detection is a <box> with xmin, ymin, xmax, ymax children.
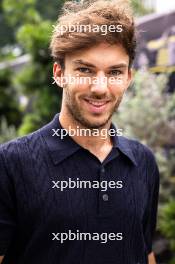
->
<box><xmin>159</xmin><ymin>200</ymin><xmax>175</xmax><ymax>262</ymax></box>
<box><xmin>115</xmin><ymin>70</ymin><xmax>175</xmax><ymax>200</ymax></box>
<box><xmin>2</xmin><ymin>0</ymin><xmax>40</xmax><ymax>25</ymax></box>
<box><xmin>18</xmin><ymin>113</ymin><xmax>41</xmax><ymax>136</ymax></box>
<box><xmin>13</xmin><ymin>17</ymin><xmax>62</xmax><ymax>134</ymax></box>
<box><xmin>0</xmin><ymin>0</ymin><xmax>65</xmax><ymax>48</ymax></box>
<box><xmin>159</xmin><ymin>201</ymin><xmax>175</xmax><ymax>247</ymax></box>
<box><xmin>17</xmin><ymin>21</ymin><xmax>52</xmax><ymax>58</ymax></box>
<box><xmin>131</xmin><ymin>0</ymin><xmax>154</xmax><ymax>16</ymax></box>
<box><xmin>1</xmin><ymin>0</ymin><xmax>63</xmax><ymax>135</ymax></box>
<box><xmin>0</xmin><ymin>68</ymin><xmax>22</xmax><ymax>127</ymax></box>
<box><xmin>116</xmin><ymin>71</ymin><xmax>175</xmax><ymax>148</ymax></box>
<box><xmin>0</xmin><ymin>0</ymin><xmax>15</xmax><ymax>47</ymax></box>
<box><xmin>0</xmin><ymin>117</ymin><xmax>18</xmax><ymax>143</ymax></box>
<box><xmin>36</xmin><ymin>0</ymin><xmax>65</xmax><ymax>20</ymax></box>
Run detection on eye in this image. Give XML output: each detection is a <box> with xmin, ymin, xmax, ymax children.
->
<box><xmin>109</xmin><ymin>69</ymin><xmax>122</xmax><ymax>76</ymax></box>
<box><xmin>76</xmin><ymin>67</ymin><xmax>92</xmax><ymax>73</ymax></box>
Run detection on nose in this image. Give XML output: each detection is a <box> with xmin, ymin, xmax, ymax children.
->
<box><xmin>90</xmin><ymin>71</ymin><xmax>108</xmax><ymax>95</ymax></box>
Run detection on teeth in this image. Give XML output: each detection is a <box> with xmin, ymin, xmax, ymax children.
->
<box><xmin>88</xmin><ymin>100</ymin><xmax>106</xmax><ymax>106</ymax></box>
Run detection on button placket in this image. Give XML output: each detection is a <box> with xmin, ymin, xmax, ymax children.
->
<box><xmin>98</xmin><ymin>165</ymin><xmax>111</xmax><ymax>217</ymax></box>
<box><xmin>102</xmin><ymin>193</ymin><xmax>109</xmax><ymax>201</ymax></box>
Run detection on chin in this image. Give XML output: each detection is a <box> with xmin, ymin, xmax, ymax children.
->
<box><xmin>83</xmin><ymin>115</ymin><xmax>111</xmax><ymax>129</ymax></box>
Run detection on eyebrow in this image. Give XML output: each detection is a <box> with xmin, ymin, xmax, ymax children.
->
<box><xmin>73</xmin><ymin>60</ymin><xmax>96</xmax><ymax>68</ymax></box>
<box><xmin>72</xmin><ymin>59</ymin><xmax>128</xmax><ymax>69</ymax></box>
<box><xmin>108</xmin><ymin>64</ymin><xmax>128</xmax><ymax>69</ymax></box>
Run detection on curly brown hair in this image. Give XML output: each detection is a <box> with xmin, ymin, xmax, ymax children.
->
<box><xmin>50</xmin><ymin>0</ymin><xmax>136</xmax><ymax>68</ymax></box>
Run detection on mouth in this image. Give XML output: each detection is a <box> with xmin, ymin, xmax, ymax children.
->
<box><xmin>83</xmin><ymin>98</ymin><xmax>110</xmax><ymax>114</ymax></box>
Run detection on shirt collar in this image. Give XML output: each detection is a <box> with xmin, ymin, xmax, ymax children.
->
<box><xmin>112</xmin><ymin>132</ymin><xmax>138</xmax><ymax>166</ymax></box>
<box><xmin>40</xmin><ymin>113</ymin><xmax>137</xmax><ymax>166</ymax></box>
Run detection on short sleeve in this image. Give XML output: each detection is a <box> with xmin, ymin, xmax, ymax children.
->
<box><xmin>0</xmin><ymin>147</ymin><xmax>17</xmax><ymax>255</ymax></box>
<box><xmin>143</xmin><ymin>161</ymin><xmax>160</xmax><ymax>254</ymax></box>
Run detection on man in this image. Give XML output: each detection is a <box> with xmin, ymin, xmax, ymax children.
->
<box><xmin>0</xmin><ymin>0</ymin><xmax>159</xmax><ymax>263</ymax></box>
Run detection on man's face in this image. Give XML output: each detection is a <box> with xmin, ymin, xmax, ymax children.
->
<box><xmin>54</xmin><ymin>42</ymin><xmax>132</xmax><ymax>129</ymax></box>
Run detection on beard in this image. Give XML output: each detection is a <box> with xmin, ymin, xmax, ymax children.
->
<box><xmin>64</xmin><ymin>86</ymin><xmax>123</xmax><ymax>129</ymax></box>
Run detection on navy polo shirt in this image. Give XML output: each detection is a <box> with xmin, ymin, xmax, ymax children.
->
<box><xmin>0</xmin><ymin>113</ymin><xmax>159</xmax><ymax>264</ymax></box>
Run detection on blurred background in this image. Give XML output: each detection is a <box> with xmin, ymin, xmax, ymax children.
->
<box><xmin>0</xmin><ymin>0</ymin><xmax>175</xmax><ymax>263</ymax></box>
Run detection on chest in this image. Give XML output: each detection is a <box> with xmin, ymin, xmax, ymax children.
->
<box><xmin>14</xmin><ymin>153</ymin><xmax>149</xmax><ymax>234</ymax></box>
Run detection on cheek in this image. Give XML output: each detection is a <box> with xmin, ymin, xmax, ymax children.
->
<box><xmin>109</xmin><ymin>84</ymin><xmax>126</xmax><ymax>98</ymax></box>
<box><xmin>66</xmin><ymin>83</ymin><xmax>89</xmax><ymax>102</ymax></box>
<box><xmin>71</xmin><ymin>82</ymin><xmax>90</xmax><ymax>95</ymax></box>
<box><xmin>109</xmin><ymin>74</ymin><xmax>129</xmax><ymax>95</ymax></box>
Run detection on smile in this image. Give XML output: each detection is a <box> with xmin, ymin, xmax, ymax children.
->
<box><xmin>83</xmin><ymin>98</ymin><xmax>110</xmax><ymax>113</ymax></box>
<box><xmin>84</xmin><ymin>99</ymin><xmax>110</xmax><ymax>106</ymax></box>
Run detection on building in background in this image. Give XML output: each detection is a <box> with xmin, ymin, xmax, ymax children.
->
<box><xmin>141</xmin><ymin>0</ymin><xmax>156</xmax><ymax>10</ymax></box>
<box><xmin>135</xmin><ymin>9</ymin><xmax>175</xmax><ymax>92</ymax></box>
<box><xmin>156</xmin><ymin>0</ymin><xmax>175</xmax><ymax>13</ymax></box>
<box><xmin>142</xmin><ymin>0</ymin><xmax>175</xmax><ymax>13</ymax></box>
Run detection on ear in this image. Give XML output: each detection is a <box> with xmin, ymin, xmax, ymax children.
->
<box><xmin>53</xmin><ymin>62</ymin><xmax>63</xmax><ymax>87</ymax></box>
<box><xmin>124</xmin><ymin>68</ymin><xmax>133</xmax><ymax>92</ymax></box>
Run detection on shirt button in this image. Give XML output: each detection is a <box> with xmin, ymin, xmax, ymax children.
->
<box><xmin>102</xmin><ymin>194</ymin><xmax>109</xmax><ymax>201</ymax></box>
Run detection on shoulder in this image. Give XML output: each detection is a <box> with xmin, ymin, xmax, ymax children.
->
<box><xmin>119</xmin><ymin>136</ymin><xmax>159</xmax><ymax>174</ymax></box>
<box><xmin>0</xmin><ymin>128</ymin><xmax>43</xmax><ymax>166</ymax></box>
<box><xmin>122</xmin><ymin>136</ymin><xmax>159</xmax><ymax>188</ymax></box>
<box><xmin>130</xmin><ymin>137</ymin><xmax>156</xmax><ymax>162</ymax></box>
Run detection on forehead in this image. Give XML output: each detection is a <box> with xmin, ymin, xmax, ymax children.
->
<box><xmin>65</xmin><ymin>42</ymin><xmax>129</xmax><ymax>69</ymax></box>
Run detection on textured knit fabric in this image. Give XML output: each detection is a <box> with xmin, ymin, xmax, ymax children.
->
<box><xmin>0</xmin><ymin>113</ymin><xmax>159</xmax><ymax>264</ymax></box>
